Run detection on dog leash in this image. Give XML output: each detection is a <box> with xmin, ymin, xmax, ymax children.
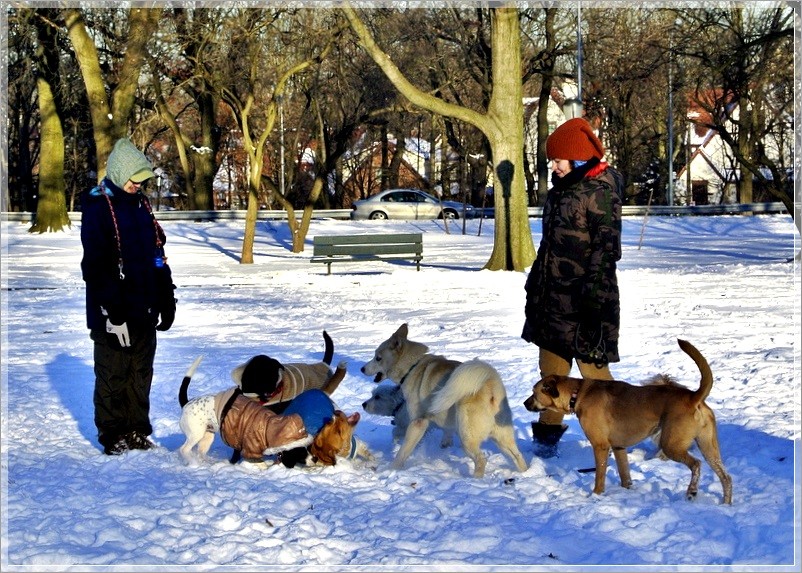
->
<box><xmin>98</xmin><ymin>182</ymin><xmax>167</xmax><ymax>280</ymax></box>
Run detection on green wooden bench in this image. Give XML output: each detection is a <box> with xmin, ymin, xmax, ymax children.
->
<box><xmin>311</xmin><ymin>233</ymin><xmax>423</xmax><ymax>274</ymax></box>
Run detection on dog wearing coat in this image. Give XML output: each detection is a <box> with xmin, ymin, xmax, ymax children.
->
<box><xmin>523</xmin><ymin>338</ymin><xmax>732</xmax><ymax>504</ymax></box>
<box><xmin>230</xmin><ymin>330</ymin><xmax>346</xmax><ymax>412</ymax></box>
<box><xmin>178</xmin><ymin>357</ymin><xmax>312</xmax><ymax>466</ymax></box>
<box><xmin>361</xmin><ymin>323</ymin><xmax>528</xmax><ymax>477</ymax></box>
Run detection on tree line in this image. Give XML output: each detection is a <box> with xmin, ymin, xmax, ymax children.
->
<box><xmin>4</xmin><ymin>2</ymin><xmax>795</xmax><ymax>268</ymax></box>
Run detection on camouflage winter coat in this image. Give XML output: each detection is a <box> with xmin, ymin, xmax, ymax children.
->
<box><xmin>522</xmin><ymin>160</ymin><xmax>624</xmax><ymax>364</ymax></box>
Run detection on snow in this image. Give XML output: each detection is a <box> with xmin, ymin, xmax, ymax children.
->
<box><xmin>1</xmin><ymin>212</ymin><xmax>800</xmax><ymax>570</ymax></box>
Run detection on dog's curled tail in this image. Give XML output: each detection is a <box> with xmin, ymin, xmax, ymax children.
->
<box><xmin>322</xmin><ymin>330</ymin><xmax>334</xmax><ymax>366</ymax></box>
<box><xmin>678</xmin><ymin>339</ymin><xmax>713</xmax><ymax>405</ymax></box>
<box><xmin>428</xmin><ymin>359</ymin><xmax>501</xmax><ymax>414</ymax></box>
<box><xmin>179</xmin><ymin>356</ymin><xmax>205</xmax><ymax>408</ymax></box>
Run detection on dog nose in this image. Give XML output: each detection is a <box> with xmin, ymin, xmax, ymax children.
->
<box><xmin>360</xmin><ymin>365</ymin><xmax>366</xmax><ymax>374</ymax></box>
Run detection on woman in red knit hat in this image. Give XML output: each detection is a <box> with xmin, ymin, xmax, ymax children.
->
<box><xmin>521</xmin><ymin>117</ymin><xmax>624</xmax><ymax>457</ymax></box>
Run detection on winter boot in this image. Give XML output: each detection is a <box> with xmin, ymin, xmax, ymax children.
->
<box><xmin>531</xmin><ymin>422</ymin><xmax>568</xmax><ymax>459</ymax></box>
<box><xmin>101</xmin><ymin>434</ymin><xmax>129</xmax><ymax>456</ymax></box>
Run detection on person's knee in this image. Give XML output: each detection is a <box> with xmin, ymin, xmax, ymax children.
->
<box><xmin>539</xmin><ymin>348</ymin><xmax>571</xmax><ymax>377</ymax></box>
<box><xmin>577</xmin><ymin>360</ymin><xmax>613</xmax><ymax>380</ymax></box>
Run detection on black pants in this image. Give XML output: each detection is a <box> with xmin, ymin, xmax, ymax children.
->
<box><xmin>90</xmin><ymin>326</ymin><xmax>157</xmax><ymax>447</ymax></box>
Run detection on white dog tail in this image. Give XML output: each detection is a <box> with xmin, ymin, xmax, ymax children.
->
<box><xmin>178</xmin><ymin>356</ymin><xmax>205</xmax><ymax>408</ymax></box>
<box><xmin>427</xmin><ymin>359</ymin><xmax>501</xmax><ymax>414</ymax></box>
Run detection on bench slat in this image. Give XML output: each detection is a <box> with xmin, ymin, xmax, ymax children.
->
<box><xmin>315</xmin><ymin>244</ymin><xmax>420</xmax><ymax>257</ymax></box>
<box><xmin>313</xmin><ymin>233</ymin><xmax>422</xmax><ymax>246</ymax></box>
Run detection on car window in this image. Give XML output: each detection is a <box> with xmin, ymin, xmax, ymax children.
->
<box><xmin>382</xmin><ymin>193</ymin><xmax>400</xmax><ymax>203</ymax></box>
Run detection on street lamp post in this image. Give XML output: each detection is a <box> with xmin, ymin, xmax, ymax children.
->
<box><xmin>576</xmin><ymin>1</ymin><xmax>582</xmax><ymax>101</ymax></box>
<box><xmin>563</xmin><ymin>98</ymin><xmax>584</xmax><ymax>120</ymax></box>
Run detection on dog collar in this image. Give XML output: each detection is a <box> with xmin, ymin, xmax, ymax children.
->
<box><xmin>569</xmin><ymin>392</ymin><xmax>578</xmax><ymax>413</ymax></box>
<box><xmin>391</xmin><ymin>400</ymin><xmax>404</xmax><ymax>416</ymax></box>
<box><xmin>398</xmin><ymin>358</ymin><xmax>422</xmax><ymax>386</ymax></box>
<box><xmin>346</xmin><ymin>435</ymin><xmax>358</xmax><ymax>460</ymax></box>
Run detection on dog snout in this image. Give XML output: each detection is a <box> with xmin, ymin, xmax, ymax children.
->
<box><xmin>523</xmin><ymin>395</ymin><xmax>541</xmax><ymax>412</ymax></box>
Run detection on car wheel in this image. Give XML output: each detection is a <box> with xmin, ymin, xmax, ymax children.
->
<box><xmin>442</xmin><ymin>209</ymin><xmax>458</xmax><ymax>220</ymax></box>
<box><xmin>370</xmin><ymin>211</ymin><xmax>388</xmax><ymax>220</ymax></box>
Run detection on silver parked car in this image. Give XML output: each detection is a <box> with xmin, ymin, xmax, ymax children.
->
<box><xmin>350</xmin><ymin>188</ymin><xmax>476</xmax><ymax>220</ymax></box>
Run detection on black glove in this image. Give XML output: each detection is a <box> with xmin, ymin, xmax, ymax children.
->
<box><xmin>154</xmin><ymin>264</ymin><xmax>177</xmax><ymax>332</ymax></box>
<box><xmin>156</xmin><ymin>298</ymin><xmax>175</xmax><ymax>331</ymax></box>
<box><xmin>575</xmin><ymin>301</ymin><xmax>606</xmax><ymax>365</ymax></box>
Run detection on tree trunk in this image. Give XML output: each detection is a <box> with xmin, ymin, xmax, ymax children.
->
<box><xmin>32</xmin><ymin>76</ymin><xmax>70</xmax><ymax>232</ymax></box>
<box><xmin>480</xmin><ymin>8</ymin><xmax>535</xmax><ymax>271</ymax></box>
<box><xmin>192</xmin><ymin>92</ymin><xmax>219</xmax><ymax>210</ymax></box>
<box><xmin>31</xmin><ymin>8</ymin><xmax>70</xmax><ymax>233</ymax></box>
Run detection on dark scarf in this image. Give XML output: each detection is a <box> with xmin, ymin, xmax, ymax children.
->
<box><xmin>550</xmin><ymin>157</ymin><xmax>600</xmax><ymax>191</ymax></box>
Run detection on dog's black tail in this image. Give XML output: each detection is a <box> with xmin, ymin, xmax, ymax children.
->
<box><xmin>322</xmin><ymin>330</ymin><xmax>334</xmax><ymax>366</ymax></box>
<box><xmin>677</xmin><ymin>339</ymin><xmax>713</xmax><ymax>406</ymax></box>
<box><xmin>179</xmin><ymin>356</ymin><xmax>205</xmax><ymax>408</ymax></box>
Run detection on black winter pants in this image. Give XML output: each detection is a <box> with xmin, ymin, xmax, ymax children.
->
<box><xmin>90</xmin><ymin>326</ymin><xmax>157</xmax><ymax>447</ymax></box>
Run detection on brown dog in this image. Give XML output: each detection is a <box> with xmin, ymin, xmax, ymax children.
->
<box><xmin>523</xmin><ymin>339</ymin><xmax>732</xmax><ymax>504</ymax></box>
<box><xmin>280</xmin><ymin>410</ymin><xmax>373</xmax><ymax>467</ymax></box>
<box><xmin>309</xmin><ymin>410</ymin><xmax>371</xmax><ymax>465</ymax></box>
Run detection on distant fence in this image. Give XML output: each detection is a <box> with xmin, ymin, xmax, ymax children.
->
<box><xmin>1</xmin><ymin>202</ymin><xmax>788</xmax><ymax>223</ymax></box>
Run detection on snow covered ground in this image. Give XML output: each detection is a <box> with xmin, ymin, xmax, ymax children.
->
<box><xmin>1</xmin><ymin>212</ymin><xmax>800</xmax><ymax>570</ymax></box>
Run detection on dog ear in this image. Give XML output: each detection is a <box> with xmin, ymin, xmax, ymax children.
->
<box><xmin>545</xmin><ymin>383</ymin><xmax>560</xmax><ymax>398</ymax></box>
<box><xmin>541</xmin><ymin>376</ymin><xmax>561</xmax><ymax>398</ymax></box>
<box><xmin>391</xmin><ymin>323</ymin><xmax>408</xmax><ymax>347</ymax></box>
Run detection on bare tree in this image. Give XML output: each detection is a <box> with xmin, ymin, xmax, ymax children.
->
<box><xmin>678</xmin><ymin>5</ymin><xmax>794</xmax><ymax>225</ymax></box>
<box><xmin>64</xmin><ymin>7</ymin><xmax>162</xmax><ymax>179</ymax></box>
<box><xmin>207</xmin><ymin>9</ymin><xmax>342</xmax><ymax>263</ymax></box>
<box><xmin>148</xmin><ymin>7</ymin><xmax>226</xmax><ymax>210</ymax></box>
<box><xmin>5</xmin><ymin>9</ymin><xmax>40</xmax><ymax>213</ymax></box>
<box><xmin>342</xmin><ymin>3</ymin><xmax>535</xmax><ymax>271</ymax></box>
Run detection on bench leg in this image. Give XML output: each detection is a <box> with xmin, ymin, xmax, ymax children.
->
<box><xmin>327</xmin><ymin>262</ymin><xmax>332</xmax><ymax>275</ymax></box>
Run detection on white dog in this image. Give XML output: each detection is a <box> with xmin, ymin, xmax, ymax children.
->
<box><xmin>178</xmin><ymin>357</ymin><xmax>311</xmax><ymax>465</ymax></box>
<box><xmin>362</xmin><ymin>382</ymin><xmax>453</xmax><ymax>447</ymax></box>
<box><xmin>361</xmin><ymin>323</ymin><xmax>528</xmax><ymax>477</ymax></box>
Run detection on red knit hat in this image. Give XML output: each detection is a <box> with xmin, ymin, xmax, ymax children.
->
<box><xmin>545</xmin><ymin>118</ymin><xmax>605</xmax><ymax>161</ymax></box>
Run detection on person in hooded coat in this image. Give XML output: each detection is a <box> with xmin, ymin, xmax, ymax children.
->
<box><xmin>521</xmin><ymin>117</ymin><xmax>624</xmax><ymax>458</ymax></box>
<box><xmin>81</xmin><ymin>138</ymin><xmax>177</xmax><ymax>455</ymax></box>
